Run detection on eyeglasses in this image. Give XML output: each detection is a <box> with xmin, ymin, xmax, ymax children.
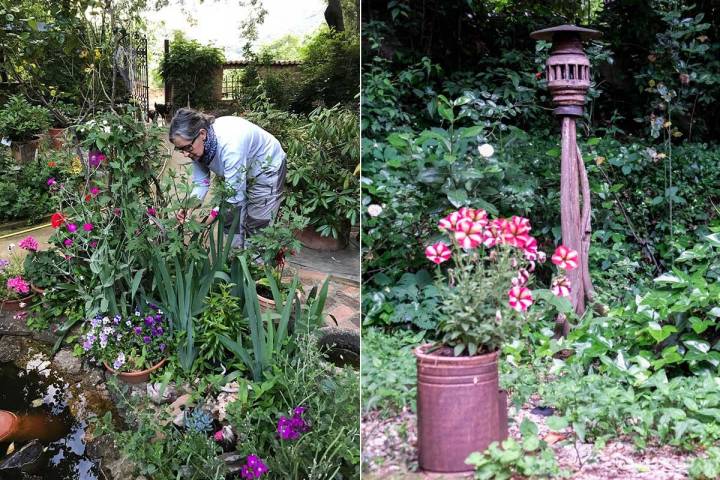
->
<box><xmin>174</xmin><ymin>131</ymin><xmax>201</xmax><ymax>153</ymax></box>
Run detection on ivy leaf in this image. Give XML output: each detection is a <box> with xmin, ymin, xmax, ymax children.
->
<box><xmin>446</xmin><ymin>189</ymin><xmax>468</xmax><ymax>208</ymax></box>
<box><xmin>546</xmin><ymin>415</ymin><xmax>569</xmax><ymax>431</ymax></box>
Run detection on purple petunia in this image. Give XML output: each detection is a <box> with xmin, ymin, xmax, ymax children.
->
<box><xmin>133</xmin><ymin>326</ymin><xmax>142</xmax><ymax>335</ymax></box>
<box><xmin>143</xmin><ymin>335</ymin><xmax>151</xmax><ymax>344</ymax></box>
<box><xmin>240</xmin><ymin>455</ymin><xmax>268</xmax><ymax>479</ymax></box>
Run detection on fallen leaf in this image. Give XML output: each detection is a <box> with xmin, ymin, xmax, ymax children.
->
<box><xmin>543</xmin><ymin>431</ymin><xmax>568</xmax><ymax>445</ymax></box>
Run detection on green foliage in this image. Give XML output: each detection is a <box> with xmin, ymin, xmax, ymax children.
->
<box><xmin>161</xmin><ymin>31</ymin><xmax>225</xmax><ymax>109</ymax></box>
<box><xmin>245</xmin><ymin>208</ymin><xmax>308</xmax><ymax>267</ymax></box>
<box><xmin>0</xmin><ymin>149</ymin><xmax>65</xmax><ymax>223</ymax></box>
<box><xmin>361</xmin><ymin>328</ymin><xmax>421</xmax><ymax>416</ymax></box>
<box><xmin>466</xmin><ymin>426</ymin><xmax>568</xmax><ymax>480</ymax></box>
<box><xmin>362</xmin><ymin>270</ymin><xmax>442</xmax><ymax>330</ymax></box>
<box><xmin>0</xmin><ymin>95</ymin><xmax>51</xmax><ymax>142</ymax></box>
<box><xmin>195</xmin><ymin>283</ymin><xmax>245</xmax><ymax>372</ymax></box>
<box><xmin>95</xmin><ymin>383</ymin><xmax>226</xmax><ymax>480</ymax></box>
<box><xmin>689</xmin><ymin>447</ymin><xmax>720</xmax><ymax>480</ymax></box>
<box><xmin>225</xmin><ymin>336</ymin><xmax>360</xmax><ymax>479</ymax></box>
<box><xmin>292</xmin><ymin>26</ymin><xmax>360</xmax><ymax>112</ymax></box>
<box><xmin>285</xmin><ymin>105</ymin><xmax>359</xmax><ymax>239</ymax></box>
<box><xmin>23</xmin><ymin>249</ymin><xmax>63</xmax><ymax>289</ymax></box>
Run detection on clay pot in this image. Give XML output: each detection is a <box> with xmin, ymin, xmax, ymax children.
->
<box><xmin>10</xmin><ymin>136</ymin><xmax>41</xmax><ymax>163</ymax></box>
<box><xmin>0</xmin><ymin>410</ymin><xmax>18</xmax><ymax>442</ymax></box>
<box><xmin>48</xmin><ymin>127</ymin><xmax>66</xmax><ymax>150</ymax></box>
<box><xmin>104</xmin><ymin>358</ymin><xmax>168</xmax><ymax>384</ymax></box>
<box><xmin>415</xmin><ymin>344</ymin><xmax>507</xmax><ymax>473</ymax></box>
<box><xmin>30</xmin><ymin>284</ymin><xmax>45</xmax><ymax>295</ymax></box>
<box><xmin>257</xmin><ymin>292</ymin><xmax>275</xmax><ymax>312</ymax></box>
<box><xmin>294</xmin><ymin>226</ymin><xmax>348</xmax><ymax>251</ymax></box>
<box><xmin>1</xmin><ymin>293</ymin><xmax>35</xmax><ymax>312</ymax></box>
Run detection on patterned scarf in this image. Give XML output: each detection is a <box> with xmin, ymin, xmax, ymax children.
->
<box><xmin>199</xmin><ymin>125</ymin><xmax>218</xmax><ymax>165</ymax></box>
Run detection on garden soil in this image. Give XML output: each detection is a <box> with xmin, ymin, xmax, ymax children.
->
<box><xmin>362</xmin><ymin>399</ymin><xmax>694</xmax><ymax>480</ymax></box>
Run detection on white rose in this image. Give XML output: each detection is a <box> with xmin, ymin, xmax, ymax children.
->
<box><xmin>478</xmin><ymin>143</ymin><xmax>495</xmax><ymax>158</ymax></box>
<box><xmin>367</xmin><ymin>204</ymin><xmax>383</xmax><ymax>217</ymax></box>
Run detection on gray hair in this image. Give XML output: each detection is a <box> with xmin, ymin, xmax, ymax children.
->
<box><xmin>168</xmin><ymin>107</ymin><xmax>215</xmax><ymax>141</ymax></box>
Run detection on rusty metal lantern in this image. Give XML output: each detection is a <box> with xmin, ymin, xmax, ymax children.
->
<box><xmin>531</xmin><ymin>25</ymin><xmax>601</xmax><ymax>336</ymax></box>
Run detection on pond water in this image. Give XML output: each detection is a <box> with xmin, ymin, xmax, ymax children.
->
<box><xmin>0</xmin><ymin>361</ymin><xmax>100</xmax><ymax>480</ymax></box>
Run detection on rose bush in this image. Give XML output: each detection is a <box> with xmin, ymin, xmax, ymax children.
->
<box><xmin>425</xmin><ymin>207</ymin><xmax>576</xmax><ymax>356</ymax></box>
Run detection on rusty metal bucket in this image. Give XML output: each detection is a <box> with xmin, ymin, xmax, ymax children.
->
<box><xmin>415</xmin><ymin>344</ymin><xmax>507</xmax><ymax>473</ymax></box>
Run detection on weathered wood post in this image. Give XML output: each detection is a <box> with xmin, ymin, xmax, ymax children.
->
<box><xmin>530</xmin><ymin>25</ymin><xmax>601</xmax><ymax>336</ymax></box>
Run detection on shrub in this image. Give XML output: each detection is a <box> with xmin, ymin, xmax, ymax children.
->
<box><xmin>161</xmin><ymin>31</ymin><xmax>225</xmax><ymax>109</ymax></box>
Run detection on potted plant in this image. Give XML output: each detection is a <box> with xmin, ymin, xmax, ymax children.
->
<box><xmin>19</xmin><ymin>237</ymin><xmax>63</xmax><ymax>293</ymax></box>
<box><xmin>78</xmin><ymin>305</ymin><xmax>171</xmax><ymax>384</ymax></box>
<box><xmin>0</xmin><ymin>244</ymin><xmax>34</xmax><ymax>312</ymax></box>
<box><xmin>48</xmin><ymin>101</ymin><xmax>79</xmax><ymax>150</ymax></box>
<box><xmin>245</xmin><ymin>209</ymin><xmax>307</xmax><ymax>311</ymax></box>
<box><xmin>416</xmin><ymin>207</ymin><xmax>576</xmax><ymax>473</ymax></box>
<box><xmin>0</xmin><ymin>95</ymin><xmax>52</xmax><ymax>163</ymax></box>
<box><xmin>285</xmin><ymin>106</ymin><xmax>359</xmax><ymax>251</ymax></box>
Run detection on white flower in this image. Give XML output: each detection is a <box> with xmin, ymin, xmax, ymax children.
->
<box><xmin>8</xmin><ymin>243</ymin><xmax>15</xmax><ymax>251</ymax></box>
<box><xmin>102</xmin><ymin>126</ymin><xmax>111</xmax><ymax>133</ymax></box>
<box><xmin>19</xmin><ymin>302</ymin><xmax>26</xmax><ymax>308</ymax></box>
<box><xmin>367</xmin><ymin>204</ymin><xmax>383</xmax><ymax>217</ymax></box>
<box><xmin>478</xmin><ymin>143</ymin><xmax>495</xmax><ymax>158</ymax></box>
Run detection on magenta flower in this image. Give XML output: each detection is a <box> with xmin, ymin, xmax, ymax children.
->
<box><xmin>210</xmin><ymin>207</ymin><xmax>219</xmax><ymax>218</ymax></box>
<box><xmin>147</xmin><ymin>207</ymin><xmax>157</xmax><ymax>216</ymax></box>
<box><xmin>67</xmin><ymin>223</ymin><xmax>78</xmax><ymax>233</ymax></box>
<box><xmin>89</xmin><ymin>241</ymin><xmax>98</xmax><ymax>248</ymax></box>
<box><xmin>90</xmin><ymin>187</ymin><xmax>100</xmax><ymax>196</ymax></box>
<box><xmin>113</xmin><ymin>208</ymin><xmax>121</xmax><ymax>216</ymax></box>
<box><xmin>89</xmin><ymin>151</ymin><xmax>106</xmax><ymax>168</ymax></box>
<box><xmin>47</xmin><ymin>178</ymin><xmax>56</xmax><ymax>186</ymax></box>
<box><xmin>18</xmin><ymin>236</ymin><xmax>39</xmax><ymax>251</ymax></box>
<box><xmin>213</xmin><ymin>430</ymin><xmax>224</xmax><ymax>442</ymax></box>
<box><xmin>7</xmin><ymin>276</ymin><xmax>29</xmax><ymax>294</ymax></box>
<box><xmin>63</xmin><ymin>238</ymin><xmax>73</xmax><ymax>247</ymax></box>
<box><xmin>277</xmin><ymin>405</ymin><xmax>309</xmax><ymax>441</ymax></box>
<box><xmin>240</xmin><ymin>454</ymin><xmax>268</xmax><ymax>479</ymax></box>
<box><xmin>83</xmin><ymin>223</ymin><xmax>93</xmax><ymax>232</ymax></box>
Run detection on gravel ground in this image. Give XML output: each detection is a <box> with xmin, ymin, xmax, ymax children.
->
<box><xmin>362</xmin><ymin>400</ymin><xmax>698</xmax><ymax>479</ymax></box>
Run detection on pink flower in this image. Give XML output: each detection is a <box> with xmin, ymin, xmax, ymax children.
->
<box><xmin>90</xmin><ymin>187</ymin><xmax>100</xmax><ymax>196</ymax></box>
<box><xmin>83</xmin><ymin>223</ymin><xmax>93</xmax><ymax>232</ymax></box>
<box><xmin>551</xmin><ymin>245</ymin><xmax>579</xmax><ymax>270</ymax></box>
<box><xmin>67</xmin><ymin>223</ymin><xmax>78</xmax><ymax>233</ymax></box>
<box><xmin>425</xmin><ymin>242</ymin><xmax>451</xmax><ymax>264</ymax></box>
<box><xmin>552</xmin><ymin>276</ymin><xmax>571</xmax><ymax>298</ymax></box>
<box><xmin>213</xmin><ymin>430</ymin><xmax>224</xmax><ymax>442</ymax></box>
<box><xmin>458</xmin><ymin>207</ymin><xmax>489</xmax><ymax>226</ymax></box>
<box><xmin>18</xmin><ymin>236</ymin><xmax>39</xmax><ymax>251</ymax></box>
<box><xmin>454</xmin><ymin>218</ymin><xmax>483</xmax><ymax>249</ymax></box>
<box><xmin>502</xmin><ymin>216</ymin><xmax>531</xmax><ymax>248</ymax></box>
<box><xmin>147</xmin><ymin>207</ymin><xmax>157</xmax><ymax>216</ymax></box>
<box><xmin>438</xmin><ymin>211</ymin><xmax>462</xmax><ymax>232</ymax></box>
<box><xmin>523</xmin><ymin>236</ymin><xmax>538</xmax><ymax>260</ymax></box>
<box><xmin>508</xmin><ymin>286</ymin><xmax>533</xmax><ymax>312</ymax></box>
<box><xmin>7</xmin><ymin>276</ymin><xmax>29</xmax><ymax>295</ymax></box>
<box><xmin>64</xmin><ymin>239</ymin><xmax>73</xmax><ymax>247</ymax></box>
<box><xmin>481</xmin><ymin>224</ymin><xmax>504</xmax><ymax>248</ymax></box>
<box><xmin>89</xmin><ymin>241</ymin><xmax>98</xmax><ymax>248</ymax></box>
<box><xmin>113</xmin><ymin>208</ymin><xmax>121</xmax><ymax>216</ymax></box>
<box><xmin>47</xmin><ymin>178</ymin><xmax>56</xmax><ymax>186</ymax></box>
<box><xmin>511</xmin><ymin>268</ymin><xmax>530</xmax><ymax>287</ymax></box>
<box><xmin>210</xmin><ymin>207</ymin><xmax>219</xmax><ymax>219</ymax></box>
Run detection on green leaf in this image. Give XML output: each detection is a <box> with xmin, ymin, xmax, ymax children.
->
<box><xmin>446</xmin><ymin>189</ymin><xmax>468</xmax><ymax>208</ymax></box>
<box><xmin>546</xmin><ymin>415</ymin><xmax>569</xmax><ymax>431</ymax></box>
<box><xmin>519</xmin><ymin>418</ymin><xmax>538</xmax><ymax>437</ymax></box>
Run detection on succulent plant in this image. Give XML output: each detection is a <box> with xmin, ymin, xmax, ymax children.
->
<box><xmin>184</xmin><ymin>408</ymin><xmax>214</xmax><ymax>433</ymax></box>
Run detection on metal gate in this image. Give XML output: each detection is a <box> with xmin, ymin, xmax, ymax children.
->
<box><xmin>115</xmin><ymin>32</ymin><xmax>149</xmax><ymax>115</ymax></box>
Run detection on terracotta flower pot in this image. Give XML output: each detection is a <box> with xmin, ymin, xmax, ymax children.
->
<box><xmin>415</xmin><ymin>344</ymin><xmax>507</xmax><ymax>473</ymax></box>
<box><xmin>257</xmin><ymin>292</ymin><xmax>275</xmax><ymax>312</ymax></box>
<box><xmin>293</xmin><ymin>226</ymin><xmax>348</xmax><ymax>251</ymax></box>
<box><xmin>0</xmin><ymin>410</ymin><xmax>18</xmax><ymax>442</ymax></box>
<box><xmin>1</xmin><ymin>293</ymin><xmax>35</xmax><ymax>312</ymax></box>
<box><xmin>10</xmin><ymin>136</ymin><xmax>41</xmax><ymax>163</ymax></box>
<box><xmin>104</xmin><ymin>358</ymin><xmax>168</xmax><ymax>384</ymax></box>
<box><xmin>48</xmin><ymin>127</ymin><xmax>66</xmax><ymax>150</ymax></box>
